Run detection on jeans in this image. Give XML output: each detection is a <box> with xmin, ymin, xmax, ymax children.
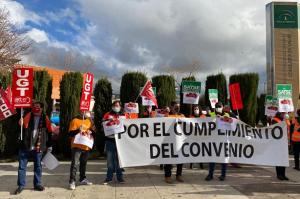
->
<box><xmin>164</xmin><ymin>164</ymin><xmax>183</xmax><ymax>177</ymax></box>
<box><xmin>105</xmin><ymin>139</ymin><xmax>123</xmax><ymax>181</ymax></box>
<box><xmin>208</xmin><ymin>163</ymin><xmax>227</xmax><ymax>177</ymax></box>
<box><xmin>17</xmin><ymin>149</ymin><xmax>43</xmax><ymax>188</ymax></box>
<box><xmin>69</xmin><ymin>148</ymin><xmax>89</xmax><ymax>183</ymax></box>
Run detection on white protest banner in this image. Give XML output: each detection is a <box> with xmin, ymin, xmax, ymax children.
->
<box><xmin>124</xmin><ymin>102</ymin><xmax>139</xmax><ymax>113</ymax></box>
<box><xmin>73</xmin><ymin>133</ymin><xmax>94</xmax><ymax>149</ymax></box>
<box><xmin>115</xmin><ymin>117</ymin><xmax>289</xmax><ymax>167</ymax></box>
<box><xmin>103</xmin><ymin>119</ymin><xmax>125</xmax><ymax>136</ymax></box>
<box><xmin>265</xmin><ymin>95</ymin><xmax>278</xmax><ymax>117</ymax></box>
<box><xmin>181</xmin><ymin>81</ymin><xmax>201</xmax><ymax>105</ymax></box>
<box><xmin>208</xmin><ymin>89</ymin><xmax>218</xmax><ymax>108</ymax></box>
<box><xmin>277</xmin><ymin>84</ymin><xmax>294</xmax><ymax>112</ymax></box>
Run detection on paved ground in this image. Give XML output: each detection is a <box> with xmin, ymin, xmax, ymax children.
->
<box><xmin>0</xmin><ymin>158</ymin><xmax>300</xmax><ymax>199</ymax></box>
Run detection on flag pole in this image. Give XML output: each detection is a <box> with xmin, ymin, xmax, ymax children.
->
<box><xmin>20</xmin><ymin>108</ymin><xmax>23</xmax><ymax>140</ymax></box>
<box><xmin>134</xmin><ymin>80</ymin><xmax>149</xmax><ymax>102</ymax></box>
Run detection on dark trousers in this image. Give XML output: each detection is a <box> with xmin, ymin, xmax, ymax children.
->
<box><xmin>276</xmin><ymin>166</ymin><xmax>286</xmax><ymax>177</ymax></box>
<box><xmin>208</xmin><ymin>163</ymin><xmax>227</xmax><ymax>177</ymax></box>
<box><xmin>69</xmin><ymin>148</ymin><xmax>89</xmax><ymax>183</ymax></box>
<box><xmin>293</xmin><ymin>142</ymin><xmax>300</xmax><ymax>169</ymax></box>
<box><xmin>164</xmin><ymin>164</ymin><xmax>183</xmax><ymax>177</ymax></box>
<box><xmin>17</xmin><ymin>149</ymin><xmax>43</xmax><ymax>188</ymax></box>
<box><xmin>105</xmin><ymin>140</ymin><xmax>123</xmax><ymax>181</ymax></box>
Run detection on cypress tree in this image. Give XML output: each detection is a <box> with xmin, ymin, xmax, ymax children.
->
<box><xmin>152</xmin><ymin>75</ymin><xmax>176</xmax><ymax>108</ymax></box>
<box><xmin>120</xmin><ymin>72</ymin><xmax>147</xmax><ymax>116</ymax></box>
<box><xmin>33</xmin><ymin>70</ymin><xmax>52</xmax><ymax>115</ymax></box>
<box><xmin>93</xmin><ymin>78</ymin><xmax>112</xmax><ymax>154</ymax></box>
<box><xmin>256</xmin><ymin>94</ymin><xmax>267</xmax><ymax>126</ymax></box>
<box><xmin>205</xmin><ymin>73</ymin><xmax>228</xmax><ymax>108</ymax></box>
<box><xmin>59</xmin><ymin>72</ymin><xmax>83</xmax><ymax>156</ymax></box>
<box><xmin>229</xmin><ymin>73</ymin><xmax>259</xmax><ymax>126</ymax></box>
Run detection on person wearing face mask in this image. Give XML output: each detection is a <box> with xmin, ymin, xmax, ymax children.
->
<box><xmin>164</xmin><ymin>101</ymin><xmax>185</xmax><ymax>183</ymax></box>
<box><xmin>272</xmin><ymin>112</ymin><xmax>289</xmax><ymax>180</ymax></box>
<box><xmin>15</xmin><ymin>102</ymin><xmax>53</xmax><ymax>195</ymax></box>
<box><xmin>189</xmin><ymin>105</ymin><xmax>205</xmax><ymax>169</ymax></box>
<box><xmin>205</xmin><ymin>102</ymin><xmax>228</xmax><ymax>181</ymax></box>
<box><xmin>103</xmin><ymin>100</ymin><xmax>128</xmax><ymax>185</ymax></box>
<box><xmin>68</xmin><ymin>111</ymin><xmax>95</xmax><ymax>190</ymax></box>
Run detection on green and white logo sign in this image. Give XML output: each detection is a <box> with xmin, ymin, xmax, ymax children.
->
<box><xmin>181</xmin><ymin>81</ymin><xmax>201</xmax><ymax>104</ymax></box>
<box><xmin>181</xmin><ymin>81</ymin><xmax>201</xmax><ymax>93</ymax></box>
<box><xmin>264</xmin><ymin>95</ymin><xmax>278</xmax><ymax>116</ymax></box>
<box><xmin>276</xmin><ymin>84</ymin><xmax>294</xmax><ymax>112</ymax></box>
<box><xmin>208</xmin><ymin>89</ymin><xmax>218</xmax><ymax>108</ymax></box>
<box><xmin>274</xmin><ymin>5</ymin><xmax>298</xmax><ymax>29</ymax></box>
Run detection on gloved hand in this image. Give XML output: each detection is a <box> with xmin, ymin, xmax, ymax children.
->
<box><xmin>47</xmin><ymin>147</ymin><xmax>53</xmax><ymax>153</ymax></box>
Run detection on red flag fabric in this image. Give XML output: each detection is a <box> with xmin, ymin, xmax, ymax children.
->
<box><xmin>0</xmin><ymin>88</ymin><xmax>16</xmax><ymax>121</ymax></box>
<box><xmin>12</xmin><ymin>68</ymin><xmax>33</xmax><ymax>108</ymax></box>
<box><xmin>5</xmin><ymin>86</ymin><xmax>12</xmax><ymax>104</ymax></box>
<box><xmin>80</xmin><ymin>72</ymin><xmax>94</xmax><ymax>111</ymax></box>
<box><xmin>229</xmin><ymin>83</ymin><xmax>243</xmax><ymax>110</ymax></box>
<box><xmin>140</xmin><ymin>80</ymin><xmax>158</xmax><ymax>108</ymax></box>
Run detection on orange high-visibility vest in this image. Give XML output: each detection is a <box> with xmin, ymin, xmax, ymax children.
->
<box><xmin>292</xmin><ymin>118</ymin><xmax>300</xmax><ymax>142</ymax></box>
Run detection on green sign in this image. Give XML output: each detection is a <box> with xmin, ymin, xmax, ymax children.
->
<box><xmin>208</xmin><ymin>89</ymin><xmax>218</xmax><ymax>99</ymax></box>
<box><xmin>181</xmin><ymin>81</ymin><xmax>201</xmax><ymax>93</ymax></box>
<box><xmin>274</xmin><ymin>5</ymin><xmax>298</xmax><ymax>29</ymax></box>
<box><xmin>265</xmin><ymin>95</ymin><xmax>278</xmax><ymax>106</ymax></box>
<box><xmin>276</xmin><ymin>84</ymin><xmax>292</xmax><ymax>98</ymax></box>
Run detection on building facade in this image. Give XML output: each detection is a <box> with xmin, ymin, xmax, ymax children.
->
<box><xmin>266</xmin><ymin>1</ymin><xmax>300</xmax><ymax>110</ymax></box>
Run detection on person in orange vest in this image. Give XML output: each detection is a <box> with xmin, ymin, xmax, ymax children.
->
<box><xmin>291</xmin><ymin>109</ymin><xmax>300</xmax><ymax>171</ymax></box>
<box><xmin>189</xmin><ymin>105</ymin><xmax>205</xmax><ymax>169</ymax></box>
<box><xmin>103</xmin><ymin>100</ymin><xmax>129</xmax><ymax>185</ymax></box>
<box><xmin>164</xmin><ymin>101</ymin><xmax>185</xmax><ymax>183</ymax></box>
<box><xmin>272</xmin><ymin>111</ymin><xmax>289</xmax><ymax>180</ymax></box>
<box><xmin>68</xmin><ymin>111</ymin><xmax>95</xmax><ymax>190</ymax></box>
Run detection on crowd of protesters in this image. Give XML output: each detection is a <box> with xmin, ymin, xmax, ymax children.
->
<box><xmin>13</xmin><ymin>100</ymin><xmax>300</xmax><ymax>194</ymax></box>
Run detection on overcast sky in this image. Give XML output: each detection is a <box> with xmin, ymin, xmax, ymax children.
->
<box><xmin>1</xmin><ymin>0</ymin><xmax>295</xmax><ymax>93</ymax></box>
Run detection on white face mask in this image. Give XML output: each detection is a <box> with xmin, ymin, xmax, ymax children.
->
<box><xmin>216</xmin><ymin>108</ymin><xmax>223</xmax><ymax>113</ymax></box>
<box><xmin>284</xmin><ymin>114</ymin><xmax>289</xmax><ymax>120</ymax></box>
<box><xmin>112</xmin><ymin>107</ymin><xmax>121</xmax><ymax>113</ymax></box>
<box><xmin>202</xmin><ymin>111</ymin><xmax>207</xmax><ymax>115</ymax></box>
<box><xmin>84</xmin><ymin>112</ymin><xmax>91</xmax><ymax>118</ymax></box>
<box><xmin>194</xmin><ymin>110</ymin><xmax>200</xmax><ymax>115</ymax></box>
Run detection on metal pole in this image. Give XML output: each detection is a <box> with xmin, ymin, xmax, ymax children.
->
<box><xmin>20</xmin><ymin>108</ymin><xmax>23</xmax><ymax>140</ymax></box>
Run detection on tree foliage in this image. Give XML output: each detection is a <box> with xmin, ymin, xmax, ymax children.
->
<box><xmin>205</xmin><ymin>73</ymin><xmax>228</xmax><ymax>108</ymax></box>
<box><xmin>152</xmin><ymin>75</ymin><xmax>176</xmax><ymax>108</ymax></box>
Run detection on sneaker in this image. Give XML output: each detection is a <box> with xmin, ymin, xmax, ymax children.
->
<box><xmin>176</xmin><ymin>176</ymin><xmax>184</xmax><ymax>182</ymax></box>
<box><xmin>118</xmin><ymin>178</ymin><xmax>125</xmax><ymax>184</ymax></box>
<box><xmin>283</xmin><ymin>176</ymin><xmax>289</xmax><ymax>181</ymax></box>
<box><xmin>34</xmin><ymin>185</ymin><xmax>45</xmax><ymax>191</ymax></box>
<box><xmin>277</xmin><ymin>176</ymin><xmax>285</xmax><ymax>181</ymax></box>
<box><xmin>80</xmin><ymin>179</ymin><xmax>93</xmax><ymax>185</ymax></box>
<box><xmin>205</xmin><ymin>175</ymin><xmax>213</xmax><ymax>181</ymax></box>
<box><xmin>69</xmin><ymin>182</ymin><xmax>76</xmax><ymax>190</ymax></box>
<box><xmin>103</xmin><ymin>179</ymin><xmax>112</xmax><ymax>185</ymax></box>
<box><xmin>218</xmin><ymin>176</ymin><xmax>226</xmax><ymax>181</ymax></box>
<box><xmin>165</xmin><ymin>177</ymin><xmax>172</xmax><ymax>184</ymax></box>
<box><xmin>14</xmin><ymin>187</ymin><xmax>24</xmax><ymax>195</ymax></box>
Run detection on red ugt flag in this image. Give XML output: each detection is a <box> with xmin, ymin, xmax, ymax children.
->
<box><xmin>229</xmin><ymin>83</ymin><xmax>243</xmax><ymax>110</ymax></box>
<box><xmin>140</xmin><ymin>80</ymin><xmax>158</xmax><ymax>108</ymax></box>
<box><xmin>80</xmin><ymin>72</ymin><xmax>94</xmax><ymax>111</ymax></box>
<box><xmin>0</xmin><ymin>88</ymin><xmax>16</xmax><ymax>121</ymax></box>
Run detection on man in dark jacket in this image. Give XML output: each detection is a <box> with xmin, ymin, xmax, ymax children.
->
<box><xmin>15</xmin><ymin>102</ymin><xmax>53</xmax><ymax>195</ymax></box>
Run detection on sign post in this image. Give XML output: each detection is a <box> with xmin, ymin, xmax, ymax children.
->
<box><xmin>12</xmin><ymin>68</ymin><xmax>33</xmax><ymax>140</ymax></box>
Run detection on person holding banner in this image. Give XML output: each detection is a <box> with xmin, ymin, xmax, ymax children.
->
<box><xmin>205</xmin><ymin>102</ymin><xmax>228</xmax><ymax>181</ymax></box>
<box><xmin>15</xmin><ymin>102</ymin><xmax>53</xmax><ymax>195</ymax></box>
<box><xmin>68</xmin><ymin>111</ymin><xmax>95</xmax><ymax>190</ymax></box>
<box><xmin>272</xmin><ymin>112</ymin><xmax>290</xmax><ymax>181</ymax></box>
<box><xmin>164</xmin><ymin>101</ymin><xmax>185</xmax><ymax>183</ymax></box>
<box><xmin>103</xmin><ymin>100</ymin><xmax>128</xmax><ymax>184</ymax></box>
<box><xmin>291</xmin><ymin>109</ymin><xmax>300</xmax><ymax>171</ymax></box>
<box><xmin>189</xmin><ymin>105</ymin><xmax>205</xmax><ymax>169</ymax></box>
